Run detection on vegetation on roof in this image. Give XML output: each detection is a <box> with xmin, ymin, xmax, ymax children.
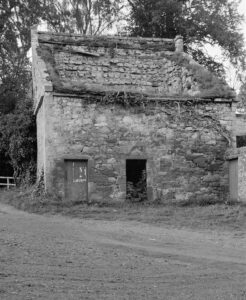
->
<box><xmin>166</xmin><ymin>52</ymin><xmax>235</xmax><ymax>99</ymax></box>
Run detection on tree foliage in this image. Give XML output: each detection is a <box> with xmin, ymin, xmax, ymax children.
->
<box><xmin>0</xmin><ymin>98</ymin><xmax>37</xmax><ymax>183</ymax></box>
<box><xmin>50</xmin><ymin>0</ymin><xmax>125</xmax><ymax>35</ymax></box>
<box><xmin>0</xmin><ymin>1</ymin><xmax>48</xmax><ymax>179</ymax></box>
<box><xmin>0</xmin><ymin>0</ymin><xmax>52</xmax><ymax>113</ymax></box>
<box><xmin>127</xmin><ymin>0</ymin><xmax>245</xmax><ymax>75</ymax></box>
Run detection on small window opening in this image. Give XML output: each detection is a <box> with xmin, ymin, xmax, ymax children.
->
<box><xmin>126</xmin><ymin>159</ymin><xmax>147</xmax><ymax>202</ymax></box>
<box><xmin>236</xmin><ymin>135</ymin><xmax>246</xmax><ymax>148</ymax></box>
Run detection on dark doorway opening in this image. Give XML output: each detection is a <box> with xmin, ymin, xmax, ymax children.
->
<box><xmin>236</xmin><ymin>135</ymin><xmax>246</xmax><ymax>148</ymax></box>
<box><xmin>126</xmin><ymin>159</ymin><xmax>147</xmax><ymax>202</ymax></box>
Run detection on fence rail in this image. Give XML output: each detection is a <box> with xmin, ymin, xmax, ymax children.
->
<box><xmin>0</xmin><ymin>176</ymin><xmax>16</xmax><ymax>189</ymax></box>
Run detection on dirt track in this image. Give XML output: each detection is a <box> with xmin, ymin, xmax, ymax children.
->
<box><xmin>0</xmin><ymin>203</ymin><xmax>246</xmax><ymax>300</ymax></box>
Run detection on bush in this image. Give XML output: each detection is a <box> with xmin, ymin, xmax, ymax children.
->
<box><xmin>0</xmin><ymin>98</ymin><xmax>37</xmax><ymax>184</ymax></box>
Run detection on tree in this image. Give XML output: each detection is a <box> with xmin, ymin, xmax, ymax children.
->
<box><xmin>0</xmin><ymin>0</ymin><xmax>55</xmax><ymax>112</ymax></box>
<box><xmin>0</xmin><ymin>0</ymin><xmax>52</xmax><ymax>179</ymax></box>
<box><xmin>49</xmin><ymin>0</ymin><xmax>126</xmax><ymax>35</ymax></box>
<box><xmin>127</xmin><ymin>0</ymin><xmax>245</xmax><ymax>76</ymax></box>
<box><xmin>0</xmin><ymin>97</ymin><xmax>37</xmax><ymax>183</ymax></box>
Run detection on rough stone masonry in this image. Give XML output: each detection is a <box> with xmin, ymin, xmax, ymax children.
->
<box><xmin>32</xmin><ymin>28</ymin><xmax>246</xmax><ymax>203</ymax></box>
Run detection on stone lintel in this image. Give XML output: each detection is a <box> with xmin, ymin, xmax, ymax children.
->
<box><xmin>225</xmin><ymin>147</ymin><xmax>246</xmax><ymax>160</ymax></box>
<box><xmin>44</xmin><ymin>84</ymin><xmax>53</xmax><ymax>92</ymax></box>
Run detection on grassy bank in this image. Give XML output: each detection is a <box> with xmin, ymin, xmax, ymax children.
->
<box><xmin>0</xmin><ymin>187</ymin><xmax>245</xmax><ymax>232</ymax></box>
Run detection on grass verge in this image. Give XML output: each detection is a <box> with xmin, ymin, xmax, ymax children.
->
<box><xmin>0</xmin><ymin>187</ymin><xmax>245</xmax><ymax>232</ymax></box>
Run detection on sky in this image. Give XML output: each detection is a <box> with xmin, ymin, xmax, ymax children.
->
<box><xmin>225</xmin><ymin>0</ymin><xmax>246</xmax><ymax>90</ymax></box>
<box><xmin>240</xmin><ymin>0</ymin><xmax>246</xmax><ymax>39</ymax></box>
<box><xmin>204</xmin><ymin>1</ymin><xmax>246</xmax><ymax>90</ymax></box>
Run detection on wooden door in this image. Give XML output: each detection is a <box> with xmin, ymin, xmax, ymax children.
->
<box><xmin>229</xmin><ymin>159</ymin><xmax>238</xmax><ymax>201</ymax></box>
<box><xmin>65</xmin><ymin>160</ymin><xmax>88</xmax><ymax>202</ymax></box>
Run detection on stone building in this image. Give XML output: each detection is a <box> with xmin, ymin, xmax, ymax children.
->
<box><xmin>32</xmin><ymin>28</ymin><xmax>246</xmax><ymax>204</ymax></box>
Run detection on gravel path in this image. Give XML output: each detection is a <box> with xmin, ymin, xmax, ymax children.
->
<box><xmin>0</xmin><ymin>203</ymin><xmax>246</xmax><ymax>299</ymax></box>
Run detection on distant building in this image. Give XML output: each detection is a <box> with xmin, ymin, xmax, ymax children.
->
<box><xmin>32</xmin><ymin>29</ymin><xmax>246</xmax><ymax>203</ymax></box>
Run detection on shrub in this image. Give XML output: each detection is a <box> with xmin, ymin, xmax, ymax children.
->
<box><xmin>0</xmin><ymin>98</ymin><xmax>37</xmax><ymax>184</ymax></box>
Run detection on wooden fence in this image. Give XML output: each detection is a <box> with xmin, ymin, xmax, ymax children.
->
<box><xmin>0</xmin><ymin>176</ymin><xmax>16</xmax><ymax>189</ymax></box>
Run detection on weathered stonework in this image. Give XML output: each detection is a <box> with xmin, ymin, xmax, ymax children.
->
<box><xmin>32</xmin><ymin>29</ymin><xmax>246</xmax><ymax>203</ymax></box>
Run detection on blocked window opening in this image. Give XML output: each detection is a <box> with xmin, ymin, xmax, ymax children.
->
<box><xmin>126</xmin><ymin>159</ymin><xmax>147</xmax><ymax>202</ymax></box>
<box><xmin>236</xmin><ymin>135</ymin><xmax>246</xmax><ymax>148</ymax></box>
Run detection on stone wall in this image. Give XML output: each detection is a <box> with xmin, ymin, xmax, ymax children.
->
<box><xmin>42</xmin><ymin>95</ymin><xmax>243</xmax><ymax>203</ymax></box>
<box><xmin>54</xmin><ymin>46</ymin><xmax>186</xmax><ymax>95</ymax></box>
<box><xmin>36</xmin><ymin>98</ymin><xmax>45</xmax><ymax>178</ymax></box>
<box><xmin>31</xmin><ymin>29</ymin><xmax>51</xmax><ymax>113</ymax></box>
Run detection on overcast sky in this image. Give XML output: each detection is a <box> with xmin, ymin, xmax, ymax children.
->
<box><xmin>240</xmin><ymin>1</ymin><xmax>246</xmax><ymax>39</ymax></box>
<box><xmin>227</xmin><ymin>1</ymin><xmax>246</xmax><ymax>90</ymax></box>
